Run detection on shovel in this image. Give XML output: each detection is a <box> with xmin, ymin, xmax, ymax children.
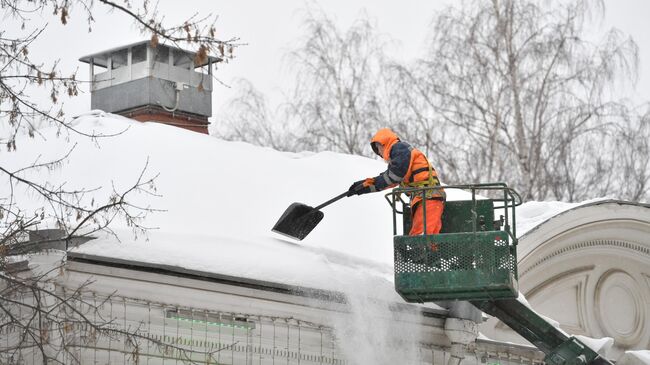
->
<box><xmin>272</xmin><ymin>189</ymin><xmax>354</xmax><ymax>240</ymax></box>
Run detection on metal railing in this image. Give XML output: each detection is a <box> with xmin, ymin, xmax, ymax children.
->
<box><xmin>384</xmin><ymin>182</ymin><xmax>522</xmax><ymax>243</ymax></box>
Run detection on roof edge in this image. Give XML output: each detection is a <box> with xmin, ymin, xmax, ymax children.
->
<box><xmin>66</xmin><ymin>252</ymin><xmax>449</xmax><ymax>318</ymax></box>
<box><xmin>520</xmin><ymin>199</ymin><xmax>650</xmax><ymax>241</ymax></box>
<box><xmin>79</xmin><ymin>40</ymin><xmax>223</xmax><ymax>66</ymax></box>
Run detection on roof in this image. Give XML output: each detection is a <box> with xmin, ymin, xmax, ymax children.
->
<box><xmin>78</xmin><ymin>40</ymin><xmax>222</xmax><ymax>68</ymax></box>
<box><xmin>7</xmin><ymin>110</ymin><xmax>644</xmax><ymax>304</ymax></box>
<box><xmin>4</xmin><ymin>111</ymin><xmax>410</xmax><ymax>297</ymax></box>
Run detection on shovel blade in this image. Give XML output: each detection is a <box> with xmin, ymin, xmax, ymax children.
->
<box><xmin>272</xmin><ymin>203</ymin><xmax>324</xmax><ymax>241</ymax></box>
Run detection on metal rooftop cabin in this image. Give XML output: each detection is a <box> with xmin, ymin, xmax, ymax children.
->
<box><xmin>79</xmin><ymin>41</ymin><xmax>223</xmax><ymax>134</ymax></box>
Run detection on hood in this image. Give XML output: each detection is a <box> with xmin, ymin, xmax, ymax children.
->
<box><xmin>371</xmin><ymin>128</ymin><xmax>400</xmax><ymax>161</ymax></box>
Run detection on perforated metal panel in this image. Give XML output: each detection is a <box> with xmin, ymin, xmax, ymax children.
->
<box><xmin>394</xmin><ymin>231</ymin><xmax>518</xmax><ymax>302</ymax></box>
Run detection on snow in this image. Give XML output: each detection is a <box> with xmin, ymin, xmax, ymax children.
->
<box><xmin>515</xmin><ymin>293</ymin><xmax>621</xmax><ymax>358</ymax></box>
<box><xmin>515</xmin><ymin>199</ymin><xmax>609</xmax><ymax>237</ymax></box>
<box><xmin>618</xmin><ymin>351</ymin><xmax>650</xmax><ymax>365</ymax></box>
<box><xmin>575</xmin><ymin>335</ymin><xmax>614</xmax><ymax>357</ymax></box>
<box><xmin>514</xmin><ymin>293</ymin><xmax>623</xmax><ymax>359</ymax></box>
<box><xmin>5</xmin><ymin>111</ymin><xmax>476</xmax><ymax>284</ymax></box>
<box><xmin>516</xmin><ymin>201</ymin><xmax>580</xmax><ymax>236</ymax></box>
<box><xmin>83</xmin><ymin>229</ymin><xmax>398</xmax><ymax>292</ymax></box>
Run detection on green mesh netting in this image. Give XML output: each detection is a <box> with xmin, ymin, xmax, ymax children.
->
<box><xmin>394</xmin><ymin>231</ymin><xmax>518</xmax><ymax>302</ymax></box>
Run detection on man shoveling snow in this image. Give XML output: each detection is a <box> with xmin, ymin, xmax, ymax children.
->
<box><xmin>348</xmin><ymin>128</ymin><xmax>446</xmax><ymax>235</ymax></box>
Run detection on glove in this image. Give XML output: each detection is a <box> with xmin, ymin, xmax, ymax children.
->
<box><xmin>347</xmin><ymin>179</ymin><xmax>365</xmax><ymax>196</ymax></box>
<box><xmin>347</xmin><ymin>178</ymin><xmax>376</xmax><ymax>196</ymax></box>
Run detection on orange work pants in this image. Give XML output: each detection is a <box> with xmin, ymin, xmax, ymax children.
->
<box><xmin>409</xmin><ymin>199</ymin><xmax>444</xmax><ymax>236</ymax></box>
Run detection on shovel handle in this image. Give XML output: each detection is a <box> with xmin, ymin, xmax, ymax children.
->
<box><xmin>313</xmin><ymin>190</ymin><xmax>352</xmax><ymax>211</ymax></box>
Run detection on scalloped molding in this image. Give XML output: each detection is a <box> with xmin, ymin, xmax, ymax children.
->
<box><xmin>521</xmin><ymin>239</ymin><xmax>650</xmax><ymax>277</ymax></box>
<box><xmin>524</xmin><ymin>266</ymin><xmax>591</xmax><ymax>334</ymax></box>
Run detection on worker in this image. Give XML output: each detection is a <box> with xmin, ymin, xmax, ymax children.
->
<box><xmin>348</xmin><ymin>128</ymin><xmax>445</xmax><ymax>235</ymax></box>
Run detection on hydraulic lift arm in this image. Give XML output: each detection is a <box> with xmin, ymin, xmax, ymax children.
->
<box><xmin>471</xmin><ymin>299</ymin><xmax>613</xmax><ymax>365</ymax></box>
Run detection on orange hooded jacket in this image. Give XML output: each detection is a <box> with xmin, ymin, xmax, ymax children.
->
<box><xmin>369</xmin><ymin>128</ymin><xmax>445</xmax><ymax>206</ymax></box>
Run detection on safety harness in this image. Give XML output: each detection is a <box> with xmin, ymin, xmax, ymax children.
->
<box><xmin>400</xmin><ymin>157</ymin><xmax>446</xmax><ymax>201</ymax></box>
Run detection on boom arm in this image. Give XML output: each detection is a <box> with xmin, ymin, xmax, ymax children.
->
<box><xmin>471</xmin><ymin>299</ymin><xmax>613</xmax><ymax>365</ymax></box>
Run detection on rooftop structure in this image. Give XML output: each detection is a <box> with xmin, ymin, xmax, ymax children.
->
<box><xmin>79</xmin><ymin>41</ymin><xmax>222</xmax><ymax>134</ymax></box>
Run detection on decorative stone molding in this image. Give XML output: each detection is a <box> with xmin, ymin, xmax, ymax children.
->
<box><xmin>522</xmin><ymin>239</ymin><xmax>650</xmax><ymax>277</ymax></box>
<box><xmin>594</xmin><ymin>270</ymin><xmax>646</xmax><ymax>347</ymax></box>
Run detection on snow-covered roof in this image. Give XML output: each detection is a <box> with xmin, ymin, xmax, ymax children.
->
<box><xmin>6</xmin><ymin>111</ymin><xmax>630</xmax><ymax>295</ymax></box>
<box><xmin>4</xmin><ymin>112</ymin><xmax>407</xmax><ymax>298</ymax></box>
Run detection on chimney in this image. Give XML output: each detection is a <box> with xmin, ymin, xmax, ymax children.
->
<box><xmin>79</xmin><ymin>41</ymin><xmax>221</xmax><ymax>134</ymax></box>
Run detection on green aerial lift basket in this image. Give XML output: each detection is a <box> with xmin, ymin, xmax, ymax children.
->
<box><xmin>394</xmin><ymin>231</ymin><xmax>517</xmax><ymax>301</ymax></box>
<box><xmin>386</xmin><ymin>183</ymin><xmax>522</xmax><ymax>302</ymax></box>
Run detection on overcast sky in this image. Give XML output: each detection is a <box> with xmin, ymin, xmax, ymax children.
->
<box><xmin>21</xmin><ymin>0</ymin><xmax>650</xmax><ymax>122</ymax></box>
